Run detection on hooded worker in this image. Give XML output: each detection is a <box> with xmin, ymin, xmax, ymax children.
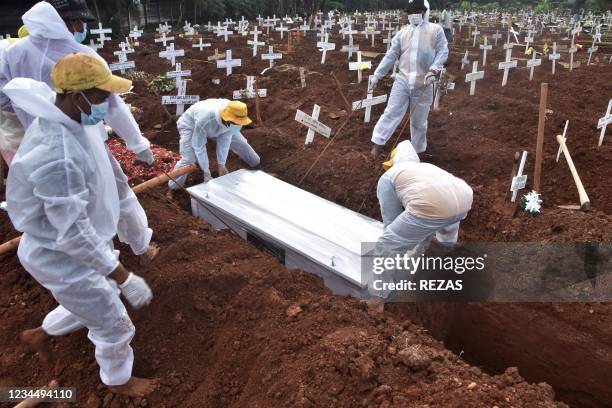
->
<box><xmin>167</xmin><ymin>99</ymin><xmax>260</xmax><ymax>196</ymax></box>
<box><xmin>4</xmin><ymin>53</ymin><xmax>158</xmax><ymax>397</ymax></box>
<box><xmin>368</xmin><ymin>0</ymin><xmax>448</xmax><ymax>157</ymax></box>
<box><xmin>0</xmin><ymin>26</ymin><xmax>29</xmax><ymax>166</ymax></box>
<box><xmin>376</xmin><ymin>141</ymin><xmax>473</xmax><ymax>251</ymax></box>
<box><xmin>0</xmin><ymin>1</ymin><xmax>158</xmax><ymax>262</ymax></box>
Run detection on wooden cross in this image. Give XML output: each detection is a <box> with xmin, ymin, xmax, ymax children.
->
<box><xmin>526</xmin><ymin>50</ymin><xmax>542</xmax><ymax>81</ymax></box>
<box><xmin>217</xmin><ymin>26</ymin><xmax>233</xmax><ymax>42</ymax></box>
<box><xmin>352</xmin><ymin>80</ymin><xmax>387</xmax><ymax>123</ymax></box>
<box><xmin>461</xmin><ymin>50</ymin><xmax>470</xmax><ymax>70</ymax></box>
<box><xmin>299</xmin><ymin>67</ymin><xmax>306</xmax><ymax>88</ymax></box>
<box><xmin>492</xmin><ymin>29</ymin><xmax>503</xmax><ymax>46</ymax></box>
<box><xmin>216</xmin><ymin>50</ymin><xmax>242</xmax><ymax>76</ymax></box>
<box><xmin>465</xmin><ymin>61</ymin><xmax>484</xmax><ymax>96</ymax></box>
<box><xmin>510</xmin><ymin>151</ymin><xmax>528</xmax><ymax>202</ymax></box>
<box><xmin>479</xmin><ymin>36</ymin><xmax>492</xmax><ymax>66</ymax></box>
<box><xmin>348</xmin><ymin>51</ymin><xmax>371</xmax><ymax>84</ymax></box>
<box><xmin>207</xmin><ymin>48</ymin><xmax>223</xmax><ymax>62</ymax></box>
<box><xmin>247</xmin><ymin>28</ymin><xmax>264</xmax><ymax>56</ymax></box>
<box><xmin>261</xmin><ymin>46</ymin><xmax>283</xmax><ymax>69</ymax></box>
<box><xmin>341</xmin><ymin>35</ymin><xmax>359</xmax><ymax>59</ymax></box>
<box><xmin>556</xmin><ymin>120</ymin><xmax>569</xmax><ymax>162</ymax></box>
<box><xmin>159</xmin><ymin>43</ymin><xmax>184</xmax><ymax>66</ymax></box>
<box><xmin>524</xmin><ymin>31</ymin><xmax>534</xmax><ymax>54</ymax></box>
<box><xmin>90</xmin><ymin>22</ymin><xmax>112</xmax><ymax>44</ymax></box>
<box><xmin>162</xmin><ymin>63</ymin><xmax>199</xmax><ymax>115</ymax></box>
<box><xmin>275</xmin><ymin>23</ymin><xmax>288</xmax><ymax>40</ymax></box>
<box><xmin>192</xmin><ymin>37</ymin><xmax>211</xmax><ymax>51</ymax></box>
<box><xmin>383</xmin><ymin>30</ymin><xmax>392</xmax><ymax>51</ymax></box>
<box><xmin>129</xmin><ymin>26</ymin><xmax>143</xmax><ymax>46</ymax></box>
<box><xmin>295</xmin><ymin>105</ymin><xmax>332</xmax><ymax>145</ymax></box>
<box><xmin>154</xmin><ymin>32</ymin><xmax>174</xmax><ymax>47</ymax></box>
<box><xmin>498</xmin><ymin>47</ymin><xmax>517</xmax><ymax>86</ymax></box>
<box><xmin>88</xmin><ymin>39</ymin><xmax>102</xmax><ymax>51</ymax></box>
<box><xmin>568</xmin><ymin>31</ymin><xmax>578</xmax><ymax>72</ymax></box>
<box><xmin>587</xmin><ymin>38</ymin><xmax>598</xmax><ymax>66</ymax></box>
<box><xmin>368</xmin><ymin>26</ymin><xmax>381</xmax><ymax>47</ymax></box>
<box><xmin>598</xmin><ymin>99</ymin><xmax>612</xmax><ymax>146</ymax></box>
<box><xmin>472</xmin><ymin>25</ymin><xmax>480</xmax><ymax>47</ymax></box>
<box><xmin>548</xmin><ymin>42</ymin><xmax>560</xmax><ymax>74</ymax></box>
<box><xmin>317</xmin><ymin>33</ymin><xmax>336</xmax><ymax>65</ymax></box>
<box><xmin>233</xmin><ymin>76</ymin><xmax>267</xmax><ymax>100</ymax></box>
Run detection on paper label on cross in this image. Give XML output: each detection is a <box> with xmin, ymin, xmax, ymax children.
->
<box><xmin>511</xmin><ymin>175</ymin><xmax>528</xmax><ymax>191</ymax></box>
<box><xmin>109</xmin><ymin>61</ymin><xmax>135</xmax><ymax>72</ymax></box>
<box><xmin>162</xmin><ymin>95</ymin><xmax>200</xmax><ymax>105</ymax></box>
<box><xmin>295</xmin><ymin>105</ymin><xmax>331</xmax><ymax>144</ymax></box>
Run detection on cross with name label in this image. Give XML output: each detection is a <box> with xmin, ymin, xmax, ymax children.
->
<box><xmin>154</xmin><ymin>32</ymin><xmax>174</xmax><ymax>47</ymax></box>
<box><xmin>498</xmin><ymin>47</ymin><xmax>517</xmax><ymax>86</ymax></box>
<box><xmin>207</xmin><ymin>48</ymin><xmax>223</xmax><ymax>62</ymax></box>
<box><xmin>248</xmin><ymin>28</ymin><xmax>264</xmax><ymax>56</ymax></box>
<box><xmin>216</xmin><ymin>50</ymin><xmax>241</xmax><ymax>76</ymax></box>
<box><xmin>568</xmin><ymin>27</ymin><xmax>580</xmax><ymax>71</ymax></box>
<box><xmin>367</xmin><ymin>26</ymin><xmax>381</xmax><ymax>47</ymax></box>
<box><xmin>275</xmin><ymin>23</ymin><xmax>289</xmax><ymax>40</ymax></box>
<box><xmin>524</xmin><ymin>31</ymin><xmax>534</xmax><ymax>53</ymax></box>
<box><xmin>192</xmin><ymin>37</ymin><xmax>211</xmax><ymax>51</ymax></box>
<box><xmin>587</xmin><ymin>38</ymin><xmax>598</xmax><ymax>66</ymax></box>
<box><xmin>472</xmin><ymin>25</ymin><xmax>480</xmax><ymax>47</ymax></box>
<box><xmin>479</xmin><ymin>36</ymin><xmax>492</xmax><ymax>66</ymax></box>
<box><xmin>510</xmin><ymin>151</ymin><xmax>528</xmax><ymax>202</ymax></box>
<box><xmin>129</xmin><ymin>26</ymin><xmax>143</xmax><ymax>46</ymax></box>
<box><xmin>526</xmin><ymin>50</ymin><xmax>542</xmax><ymax>80</ymax></box>
<box><xmin>261</xmin><ymin>46</ymin><xmax>282</xmax><ymax>69</ymax></box>
<box><xmin>465</xmin><ymin>61</ymin><xmax>484</xmax><ymax>96</ymax></box>
<box><xmin>341</xmin><ymin>35</ymin><xmax>359</xmax><ymax>59</ymax></box>
<box><xmin>317</xmin><ymin>33</ymin><xmax>336</xmax><ymax>65</ymax></box>
<box><xmin>383</xmin><ymin>30</ymin><xmax>392</xmax><ymax>51</ymax></box>
<box><xmin>492</xmin><ymin>29</ymin><xmax>503</xmax><ymax>46</ymax></box>
<box><xmin>162</xmin><ymin>63</ymin><xmax>198</xmax><ymax>115</ymax></box>
<box><xmin>549</xmin><ymin>41</ymin><xmax>560</xmax><ymax>74</ymax></box>
<box><xmin>217</xmin><ymin>26</ymin><xmax>233</xmax><ymax>42</ymax></box>
<box><xmin>295</xmin><ymin>105</ymin><xmax>332</xmax><ymax>145</ymax></box>
<box><xmin>88</xmin><ymin>39</ymin><xmax>102</xmax><ymax>51</ymax></box>
<box><xmin>348</xmin><ymin>51</ymin><xmax>371</xmax><ymax>83</ymax></box>
<box><xmin>598</xmin><ymin>99</ymin><xmax>612</xmax><ymax>146</ymax></box>
<box><xmin>233</xmin><ymin>76</ymin><xmax>267</xmax><ymax>100</ymax></box>
<box><xmin>111</xmin><ymin>42</ymin><xmax>135</xmax><ymax>74</ymax></box>
<box><xmin>461</xmin><ymin>50</ymin><xmax>470</xmax><ymax>70</ymax></box>
<box><xmin>90</xmin><ymin>22</ymin><xmax>112</xmax><ymax>45</ymax></box>
<box><xmin>352</xmin><ymin>79</ymin><xmax>387</xmax><ymax>123</ymax></box>
<box><xmin>159</xmin><ymin>43</ymin><xmax>184</xmax><ymax>66</ymax></box>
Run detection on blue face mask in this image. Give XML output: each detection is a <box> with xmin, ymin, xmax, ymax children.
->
<box><xmin>73</xmin><ymin>22</ymin><xmax>88</xmax><ymax>43</ymax></box>
<box><xmin>228</xmin><ymin>124</ymin><xmax>242</xmax><ymax>134</ymax></box>
<box><xmin>79</xmin><ymin>92</ymin><xmax>109</xmax><ymax>125</ymax></box>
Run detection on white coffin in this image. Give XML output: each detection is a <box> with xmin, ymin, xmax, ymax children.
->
<box><xmin>188</xmin><ymin>170</ymin><xmax>384</xmax><ymax>297</ymax></box>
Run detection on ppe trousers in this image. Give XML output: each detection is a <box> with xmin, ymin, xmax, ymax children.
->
<box><xmin>168</xmin><ymin>132</ymin><xmax>261</xmax><ymax>190</ymax></box>
<box><xmin>372</xmin><ymin>79</ymin><xmax>434</xmax><ymax>153</ymax></box>
<box><xmin>106</xmin><ymin>147</ymin><xmax>152</xmax><ymax>255</ymax></box>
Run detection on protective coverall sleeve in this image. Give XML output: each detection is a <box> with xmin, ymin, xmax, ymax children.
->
<box><xmin>191</xmin><ymin>126</ymin><xmax>210</xmax><ymax>172</ymax></box>
<box><xmin>215</xmin><ymin>133</ymin><xmax>232</xmax><ymax>166</ymax></box>
<box><xmin>373</xmin><ymin>32</ymin><xmax>402</xmax><ymax>80</ymax></box>
<box><xmin>104</xmin><ymin>93</ymin><xmax>150</xmax><ymax>154</ymax></box>
<box><xmin>377</xmin><ymin>173</ymin><xmax>404</xmax><ymax>227</ymax></box>
<box><xmin>429</xmin><ymin>27</ymin><xmax>449</xmax><ymax>71</ymax></box>
<box><xmin>30</xmin><ymin>158</ymin><xmax>119</xmax><ymax>275</ymax></box>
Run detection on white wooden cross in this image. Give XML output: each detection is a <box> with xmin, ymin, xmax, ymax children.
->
<box><xmin>216</xmin><ymin>50</ymin><xmax>241</xmax><ymax>76</ymax></box>
<box><xmin>549</xmin><ymin>41</ymin><xmax>560</xmax><ymax>74</ymax></box>
<box><xmin>465</xmin><ymin>61</ymin><xmax>484</xmax><ymax>96</ymax></box>
<box><xmin>129</xmin><ymin>26</ymin><xmax>143</xmax><ymax>46</ymax></box>
<box><xmin>383</xmin><ymin>30</ymin><xmax>392</xmax><ymax>51</ymax></box>
<box><xmin>233</xmin><ymin>76</ymin><xmax>267</xmax><ymax>100</ymax></box>
<box><xmin>479</xmin><ymin>36</ymin><xmax>492</xmax><ymax>66</ymax></box>
<box><xmin>299</xmin><ymin>23</ymin><xmax>310</xmax><ymax>34</ymax></box>
<box><xmin>88</xmin><ymin>39</ymin><xmax>102</xmax><ymax>51</ymax></box>
<box><xmin>348</xmin><ymin>51</ymin><xmax>371</xmax><ymax>83</ymax></box>
<box><xmin>510</xmin><ymin>150</ymin><xmax>528</xmax><ymax>202</ymax></box>
<box><xmin>162</xmin><ymin>63</ymin><xmax>199</xmax><ymax>115</ymax></box>
<box><xmin>492</xmin><ymin>29</ymin><xmax>503</xmax><ymax>46</ymax></box>
<box><xmin>461</xmin><ymin>50</ymin><xmax>470</xmax><ymax>70</ymax></box>
<box><xmin>352</xmin><ymin>80</ymin><xmax>387</xmax><ymax>123</ymax></box>
<box><xmin>192</xmin><ymin>37</ymin><xmax>211</xmax><ymax>51</ymax></box>
<box><xmin>295</xmin><ymin>105</ymin><xmax>332</xmax><ymax>145</ymax></box>
<box><xmin>498</xmin><ymin>47</ymin><xmax>517</xmax><ymax>86</ymax></box>
<box><xmin>248</xmin><ymin>28</ymin><xmax>264</xmax><ymax>56</ymax></box>
<box><xmin>217</xmin><ymin>26</ymin><xmax>233</xmax><ymax>42</ymax></box>
<box><xmin>524</xmin><ymin>31</ymin><xmax>534</xmax><ymax>53</ymax></box>
<box><xmin>90</xmin><ymin>22</ymin><xmax>112</xmax><ymax>45</ymax></box>
<box><xmin>261</xmin><ymin>46</ymin><xmax>282</xmax><ymax>69</ymax></box>
<box><xmin>368</xmin><ymin>26</ymin><xmax>381</xmax><ymax>47</ymax></box>
<box><xmin>159</xmin><ymin>43</ymin><xmax>184</xmax><ymax>66</ymax></box>
<box><xmin>556</xmin><ymin>120</ymin><xmax>569</xmax><ymax>162</ymax></box>
<box><xmin>587</xmin><ymin>38</ymin><xmax>598</xmax><ymax>66</ymax></box>
<box><xmin>597</xmin><ymin>99</ymin><xmax>612</xmax><ymax>146</ymax></box>
<box><xmin>110</xmin><ymin>42</ymin><xmax>135</xmax><ymax>74</ymax></box>
<box><xmin>568</xmin><ymin>31</ymin><xmax>578</xmax><ymax>72</ymax></box>
<box><xmin>317</xmin><ymin>33</ymin><xmax>336</xmax><ymax>65</ymax></box>
<box><xmin>526</xmin><ymin>50</ymin><xmax>542</xmax><ymax>81</ymax></box>
<box><xmin>275</xmin><ymin>23</ymin><xmax>289</xmax><ymax>40</ymax></box>
<box><xmin>341</xmin><ymin>35</ymin><xmax>359</xmax><ymax>59</ymax></box>
<box><xmin>472</xmin><ymin>25</ymin><xmax>480</xmax><ymax>47</ymax></box>
<box><xmin>299</xmin><ymin>67</ymin><xmax>306</xmax><ymax>88</ymax></box>
<box><xmin>154</xmin><ymin>32</ymin><xmax>174</xmax><ymax>47</ymax></box>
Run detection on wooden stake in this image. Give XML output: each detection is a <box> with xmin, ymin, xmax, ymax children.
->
<box><xmin>331</xmin><ymin>72</ymin><xmax>352</xmax><ymax>113</ymax></box>
<box><xmin>287</xmin><ymin>31</ymin><xmax>292</xmax><ymax>53</ymax></box>
<box><xmin>556</xmin><ymin>134</ymin><xmax>591</xmax><ymax>211</ymax></box>
<box><xmin>533</xmin><ymin>83</ymin><xmax>548</xmax><ymax>192</ymax></box>
<box><xmin>254</xmin><ymin>80</ymin><xmax>264</xmax><ymax>126</ymax></box>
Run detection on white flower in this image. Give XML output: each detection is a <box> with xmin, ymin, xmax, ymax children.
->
<box><xmin>522</xmin><ymin>190</ymin><xmax>542</xmax><ymax>214</ymax></box>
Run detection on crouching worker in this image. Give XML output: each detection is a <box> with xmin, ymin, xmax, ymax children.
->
<box><xmin>167</xmin><ymin>99</ymin><xmax>260</xmax><ymax>198</ymax></box>
<box><xmin>4</xmin><ymin>53</ymin><xmax>158</xmax><ymax>397</ymax></box>
<box><xmin>376</xmin><ymin>141</ymin><xmax>473</xmax><ymax>252</ymax></box>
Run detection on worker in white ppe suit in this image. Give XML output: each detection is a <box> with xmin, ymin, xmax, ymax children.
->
<box><xmin>376</xmin><ymin>141</ymin><xmax>473</xmax><ymax>252</ymax></box>
<box><xmin>4</xmin><ymin>53</ymin><xmax>158</xmax><ymax>398</ymax></box>
<box><xmin>0</xmin><ymin>1</ymin><xmax>158</xmax><ymax>261</ymax></box>
<box><xmin>167</xmin><ymin>99</ymin><xmax>260</xmax><ymax>195</ymax></box>
<box><xmin>0</xmin><ymin>26</ymin><xmax>29</xmax><ymax>167</ymax></box>
<box><xmin>369</xmin><ymin>0</ymin><xmax>448</xmax><ymax>157</ymax></box>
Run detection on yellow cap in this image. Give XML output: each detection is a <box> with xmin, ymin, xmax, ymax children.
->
<box><xmin>220</xmin><ymin>101</ymin><xmax>252</xmax><ymax>126</ymax></box>
<box><xmin>51</xmin><ymin>52</ymin><xmax>133</xmax><ymax>94</ymax></box>
<box><xmin>382</xmin><ymin>148</ymin><xmax>398</xmax><ymax>170</ymax></box>
<box><xmin>18</xmin><ymin>25</ymin><xmax>29</xmax><ymax>38</ymax></box>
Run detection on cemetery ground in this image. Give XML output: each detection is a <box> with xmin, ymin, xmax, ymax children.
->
<box><xmin>1</xmin><ymin>24</ymin><xmax>612</xmax><ymax>408</ymax></box>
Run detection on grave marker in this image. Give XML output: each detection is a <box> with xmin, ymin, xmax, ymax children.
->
<box><xmin>548</xmin><ymin>41</ymin><xmax>560</xmax><ymax>74</ymax></box>
<box><xmin>159</xmin><ymin>43</ymin><xmax>184</xmax><ymax>66</ymax></box>
<box><xmin>207</xmin><ymin>48</ymin><xmax>223</xmax><ymax>62</ymax></box>
<box><xmin>317</xmin><ymin>34</ymin><xmax>336</xmax><ymax>64</ymax></box>
<box><xmin>295</xmin><ymin>105</ymin><xmax>332</xmax><ymax>144</ymax></box>
<box><xmin>233</xmin><ymin>76</ymin><xmax>267</xmax><ymax>99</ymax></box>
<box><xmin>90</xmin><ymin>22</ymin><xmax>112</xmax><ymax>45</ymax></box>
<box><xmin>348</xmin><ymin>51</ymin><xmax>371</xmax><ymax>84</ymax></box>
<box><xmin>597</xmin><ymin>99</ymin><xmax>612</xmax><ymax>146</ymax></box>
<box><xmin>248</xmin><ymin>28</ymin><xmax>264</xmax><ymax>56</ymax></box>
<box><xmin>162</xmin><ymin>63</ymin><xmax>199</xmax><ymax>115</ymax></box>
<box><xmin>510</xmin><ymin>150</ymin><xmax>528</xmax><ymax>202</ymax></box>
<box><xmin>216</xmin><ymin>50</ymin><xmax>242</xmax><ymax>76</ymax></box>
<box><xmin>299</xmin><ymin>67</ymin><xmax>306</xmax><ymax>88</ymax></box>
<box><xmin>275</xmin><ymin>23</ymin><xmax>289</xmax><ymax>40</ymax></box>
<box><xmin>192</xmin><ymin>37</ymin><xmax>211</xmax><ymax>51</ymax></box>
<box><xmin>352</xmin><ymin>84</ymin><xmax>387</xmax><ymax>123</ymax></box>
<box><xmin>472</xmin><ymin>25</ymin><xmax>480</xmax><ymax>47</ymax></box>
<box><xmin>587</xmin><ymin>38</ymin><xmax>598</xmax><ymax>66</ymax></box>
<box><xmin>556</xmin><ymin>120</ymin><xmax>569</xmax><ymax>162</ymax></box>
<box><xmin>465</xmin><ymin>61</ymin><xmax>484</xmax><ymax>96</ymax></box>
<box><xmin>154</xmin><ymin>32</ymin><xmax>174</xmax><ymax>47</ymax></box>
<box><xmin>261</xmin><ymin>46</ymin><xmax>282</xmax><ymax>69</ymax></box>
<box><xmin>341</xmin><ymin>35</ymin><xmax>359</xmax><ymax>59</ymax></box>
<box><xmin>461</xmin><ymin>50</ymin><xmax>470</xmax><ymax>70</ymax></box>
<box><xmin>526</xmin><ymin>50</ymin><xmax>542</xmax><ymax>80</ymax></box>
<box><xmin>498</xmin><ymin>47</ymin><xmax>518</xmax><ymax>86</ymax></box>
<box><xmin>479</xmin><ymin>36</ymin><xmax>492</xmax><ymax>65</ymax></box>
<box><xmin>492</xmin><ymin>29</ymin><xmax>503</xmax><ymax>46</ymax></box>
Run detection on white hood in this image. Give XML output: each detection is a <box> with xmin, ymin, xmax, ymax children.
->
<box><xmin>23</xmin><ymin>1</ymin><xmax>74</xmax><ymax>41</ymax></box>
<box><xmin>392</xmin><ymin>140</ymin><xmax>420</xmax><ymax>165</ymax></box>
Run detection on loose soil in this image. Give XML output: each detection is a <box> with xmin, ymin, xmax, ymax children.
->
<box><xmin>1</xmin><ymin>22</ymin><xmax>611</xmax><ymax>407</ymax></box>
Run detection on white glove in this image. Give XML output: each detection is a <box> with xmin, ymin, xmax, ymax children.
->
<box><xmin>424</xmin><ymin>71</ymin><xmax>437</xmax><ymax>86</ymax></box>
<box><xmin>218</xmin><ymin>164</ymin><xmax>229</xmax><ymax>176</ymax></box>
<box><xmin>119</xmin><ymin>272</ymin><xmax>153</xmax><ymax>309</ymax></box>
<box><xmin>135</xmin><ymin>148</ymin><xmax>155</xmax><ymax>165</ymax></box>
<box><xmin>203</xmin><ymin>168</ymin><xmax>213</xmax><ymax>183</ymax></box>
<box><xmin>368</xmin><ymin>76</ymin><xmax>379</xmax><ymax>92</ymax></box>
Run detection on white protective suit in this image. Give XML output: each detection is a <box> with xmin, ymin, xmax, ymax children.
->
<box><xmin>0</xmin><ymin>38</ymin><xmax>25</xmax><ymax>165</ymax></box>
<box><xmin>3</xmin><ymin>78</ymin><xmax>135</xmax><ymax>386</ymax></box>
<box><xmin>0</xmin><ymin>1</ymin><xmax>152</xmax><ymax>255</ymax></box>
<box><xmin>169</xmin><ymin>98</ymin><xmax>260</xmax><ymax>189</ymax></box>
<box><xmin>376</xmin><ymin>141</ymin><xmax>473</xmax><ymax>251</ymax></box>
<box><xmin>371</xmin><ymin>15</ymin><xmax>448</xmax><ymax>153</ymax></box>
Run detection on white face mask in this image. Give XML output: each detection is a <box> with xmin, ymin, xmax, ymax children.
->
<box><xmin>408</xmin><ymin>13</ymin><xmax>424</xmax><ymax>26</ymax></box>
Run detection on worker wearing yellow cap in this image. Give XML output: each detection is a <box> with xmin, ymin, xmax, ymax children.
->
<box><xmin>376</xmin><ymin>140</ymin><xmax>473</xmax><ymax>252</ymax></box>
<box><xmin>3</xmin><ymin>53</ymin><xmax>158</xmax><ymax>398</ymax></box>
<box><xmin>167</xmin><ymin>98</ymin><xmax>260</xmax><ymax>197</ymax></box>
